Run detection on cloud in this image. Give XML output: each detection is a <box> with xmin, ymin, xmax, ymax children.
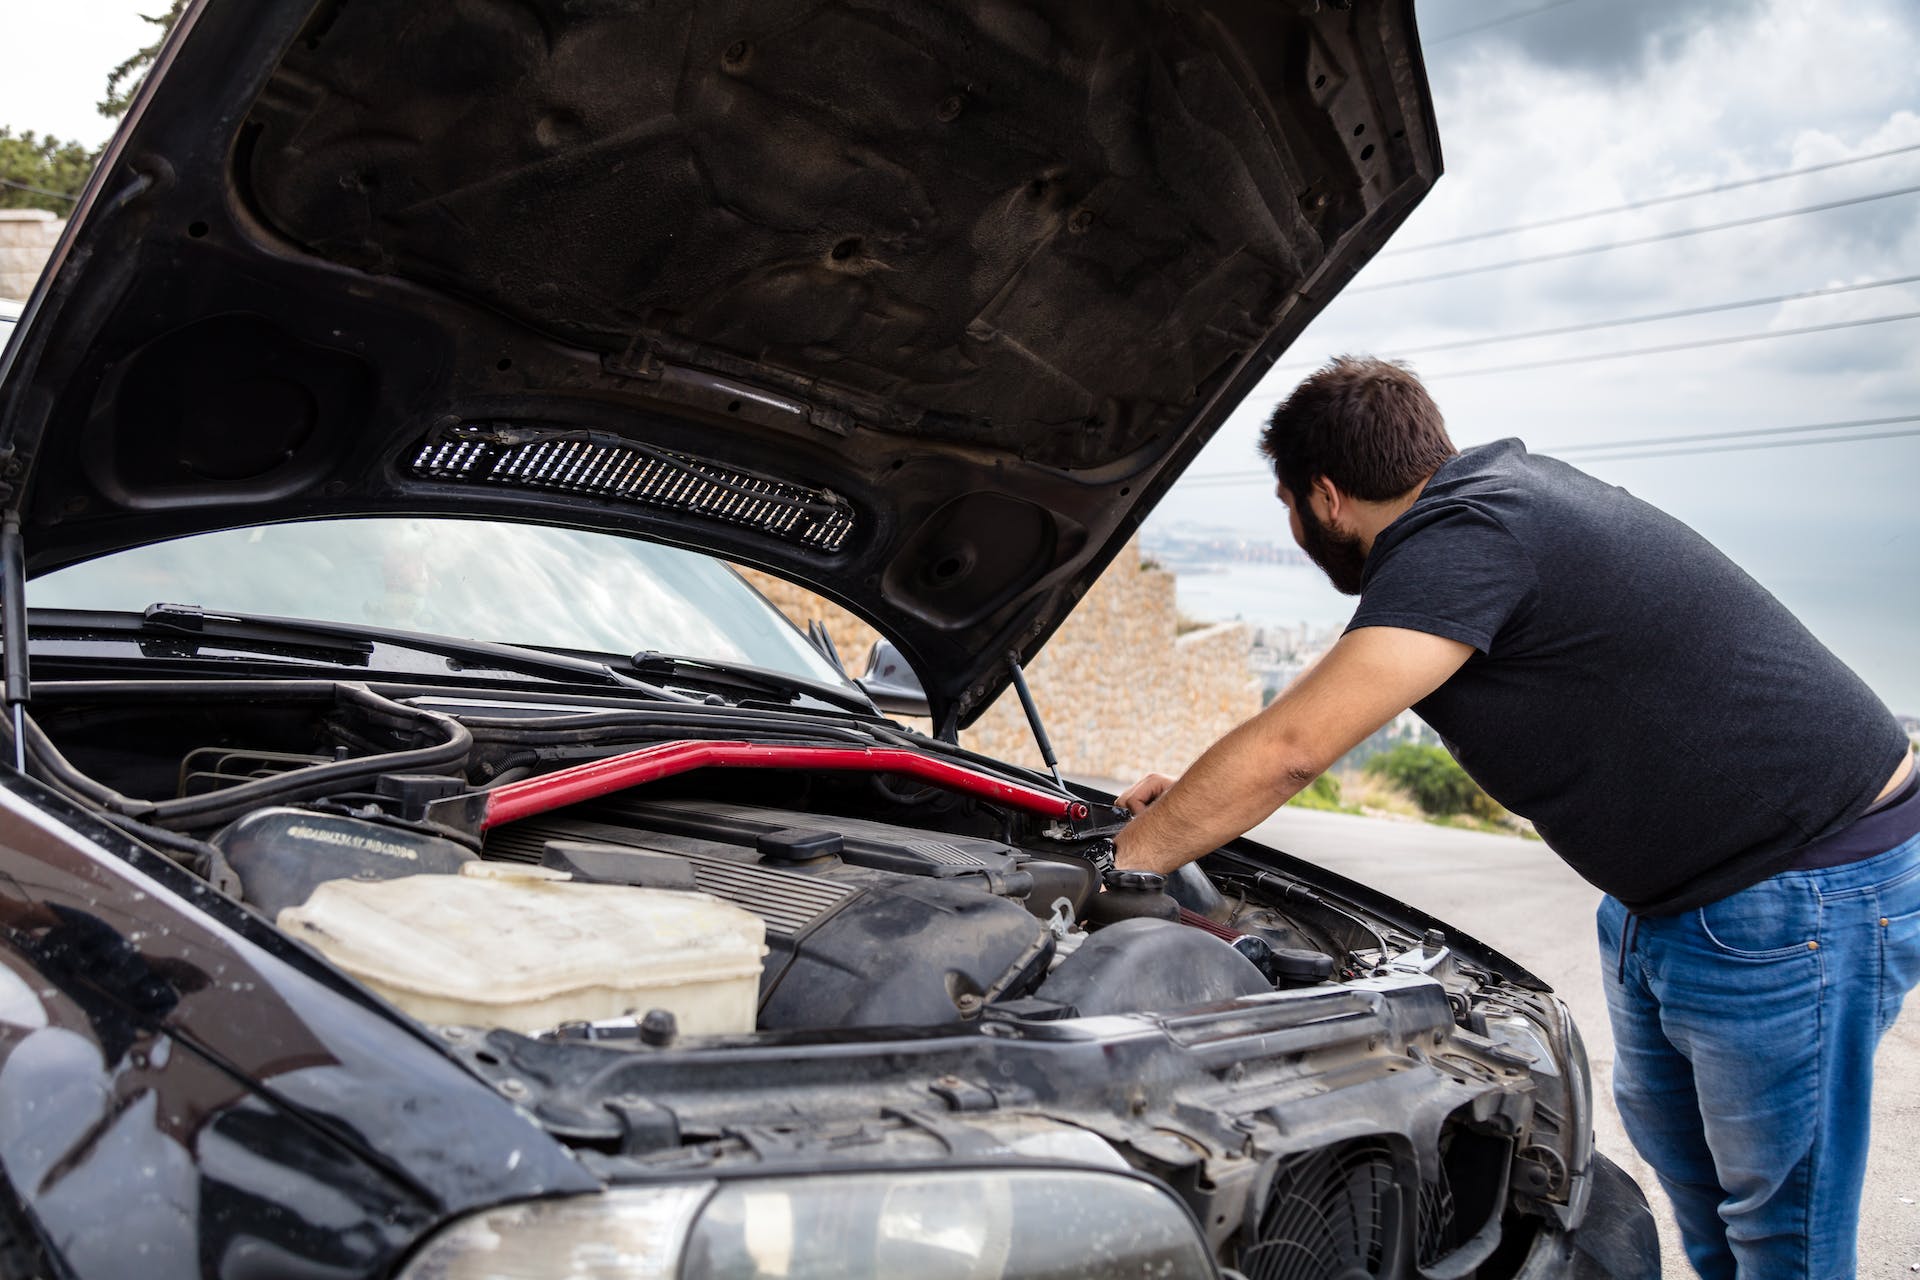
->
<box><xmin>1156</xmin><ymin>0</ymin><xmax>1920</xmax><ymax>712</ymax></box>
<box><xmin>1424</xmin><ymin>0</ymin><xmax>1768</xmax><ymax>81</ymax></box>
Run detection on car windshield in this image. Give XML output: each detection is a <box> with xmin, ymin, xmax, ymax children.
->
<box><xmin>31</xmin><ymin>516</ymin><xmax>852</xmax><ymax>688</ymax></box>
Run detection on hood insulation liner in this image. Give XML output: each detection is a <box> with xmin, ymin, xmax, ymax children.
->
<box><xmin>411</xmin><ymin>429</ymin><xmax>856</xmax><ymax>552</ymax></box>
<box><xmin>0</xmin><ymin>0</ymin><xmax>1436</xmax><ymax>727</ymax></box>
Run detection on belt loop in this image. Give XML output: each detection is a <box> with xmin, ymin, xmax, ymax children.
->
<box><xmin>1615</xmin><ymin>911</ymin><xmax>1641</xmax><ymax>983</ymax></box>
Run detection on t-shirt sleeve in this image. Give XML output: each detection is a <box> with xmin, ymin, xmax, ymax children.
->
<box><xmin>1346</xmin><ymin>505</ymin><xmax>1537</xmax><ymax>654</ymax></box>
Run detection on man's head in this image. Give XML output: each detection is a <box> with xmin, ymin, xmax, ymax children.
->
<box><xmin>1258</xmin><ymin>356</ymin><xmax>1456</xmax><ymax>595</ymax></box>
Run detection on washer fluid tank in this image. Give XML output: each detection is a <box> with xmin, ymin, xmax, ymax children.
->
<box><xmin>278</xmin><ymin>863</ymin><xmax>767</xmax><ymax>1034</ymax></box>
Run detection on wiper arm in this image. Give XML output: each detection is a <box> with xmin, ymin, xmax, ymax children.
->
<box><xmin>627</xmin><ymin>649</ymin><xmax>875</xmax><ymax>714</ymax></box>
<box><xmin>139</xmin><ymin>603</ymin><xmax>376</xmax><ymax>659</ymax></box>
<box><xmin>32</xmin><ymin>606</ymin><xmax>695</xmax><ymax>701</ymax></box>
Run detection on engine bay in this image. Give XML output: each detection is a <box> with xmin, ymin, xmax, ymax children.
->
<box><xmin>21</xmin><ymin>678</ymin><xmax>1445</xmax><ymax>1040</ymax></box>
<box><xmin>11</xmin><ymin>677</ymin><xmax>1605</xmax><ymax>1273</ymax></box>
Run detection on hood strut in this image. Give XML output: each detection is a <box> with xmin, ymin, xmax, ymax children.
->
<box><xmin>1007</xmin><ymin>655</ymin><xmax>1065</xmax><ymax>791</ymax></box>
<box><xmin>1</xmin><ymin>519</ymin><xmax>28</xmax><ymax>771</ymax></box>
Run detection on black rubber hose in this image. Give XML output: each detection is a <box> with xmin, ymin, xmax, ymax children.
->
<box><xmin>30</xmin><ymin>675</ymin><xmax>1068</xmax><ymax>817</ymax></box>
<box><xmin>870</xmin><ymin>772</ymin><xmax>946</xmax><ymax>807</ymax></box>
<box><xmin>459</xmin><ymin>708</ymin><xmax>883</xmax><ymax>747</ymax></box>
<box><xmin>153</xmin><ymin>686</ymin><xmax>472</xmax><ymax>828</ymax></box>
<box><xmin>97</xmin><ymin>812</ymin><xmax>242</xmax><ymax>896</ymax></box>
<box><xmin>18</xmin><ymin>713</ymin><xmax>129</xmax><ymax>810</ymax></box>
<box><xmin>19</xmin><ymin>683</ymin><xmax>472</xmax><ymax>831</ymax></box>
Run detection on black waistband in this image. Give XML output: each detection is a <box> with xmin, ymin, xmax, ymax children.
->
<box><xmin>1782</xmin><ymin>764</ymin><xmax>1920</xmax><ymax>872</ymax></box>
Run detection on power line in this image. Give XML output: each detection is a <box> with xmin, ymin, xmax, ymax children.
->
<box><xmin>1273</xmin><ymin>273</ymin><xmax>1920</xmax><ymax>369</ymax></box>
<box><xmin>1552</xmin><ymin>413</ymin><xmax>1920</xmax><ymax>455</ymax></box>
<box><xmin>1352</xmin><ymin>183</ymin><xmax>1920</xmax><ymax>293</ymax></box>
<box><xmin>1175</xmin><ymin>414</ymin><xmax>1920</xmax><ymax>487</ymax></box>
<box><xmin>0</xmin><ymin>177</ymin><xmax>78</xmax><ymax>203</ymax></box>
<box><xmin>1570</xmin><ymin>425</ymin><xmax>1920</xmax><ymax>463</ymax></box>
<box><xmin>1386</xmin><ymin>141</ymin><xmax>1920</xmax><ymax>255</ymax></box>
<box><xmin>1425</xmin><ymin>0</ymin><xmax>1577</xmax><ymax>46</ymax></box>
<box><xmin>1416</xmin><ymin>309</ymin><xmax>1920</xmax><ymax>380</ymax></box>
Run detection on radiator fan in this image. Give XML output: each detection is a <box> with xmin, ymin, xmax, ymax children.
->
<box><xmin>1237</xmin><ymin>1139</ymin><xmax>1402</xmax><ymax>1280</ymax></box>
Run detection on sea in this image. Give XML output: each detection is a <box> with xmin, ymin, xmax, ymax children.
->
<box><xmin>1171</xmin><ymin>559</ymin><xmax>1915</xmax><ymax>720</ymax></box>
<box><xmin>1167</xmin><ymin>560</ymin><xmax>1355</xmax><ymax>640</ymax></box>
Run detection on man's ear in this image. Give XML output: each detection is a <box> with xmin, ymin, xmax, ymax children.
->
<box><xmin>1312</xmin><ymin>473</ymin><xmax>1346</xmax><ymax>524</ymax></box>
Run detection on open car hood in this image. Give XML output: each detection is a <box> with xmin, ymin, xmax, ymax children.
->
<box><xmin>0</xmin><ymin>0</ymin><xmax>1438</xmax><ymax>730</ymax></box>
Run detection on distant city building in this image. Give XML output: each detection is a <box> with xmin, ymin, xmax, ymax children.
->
<box><xmin>1141</xmin><ymin>526</ymin><xmax>1311</xmax><ymax>570</ymax></box>
<box><xmin>1245</xmin><ymin>622</ymin><xmax>1345</xmax><ymax>703</ymax></box>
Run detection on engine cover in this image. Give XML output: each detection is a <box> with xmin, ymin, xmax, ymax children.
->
<box><xmin>483</xmin><ymin>800</ymin><xmax>1056</xmax><ymax>1030</ymax></box>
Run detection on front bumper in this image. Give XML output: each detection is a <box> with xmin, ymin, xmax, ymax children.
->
<box><xmin>1517</xmin><ymin>1153</ymin><xmax>1661</xmax><ymax>1279</ymax></box>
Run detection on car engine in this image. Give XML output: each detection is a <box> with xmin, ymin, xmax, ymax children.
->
<box><xmin>16</xmin><ymin>678</ymin><xmax>1608</xmax><ymax>1276</ymax></box>
<box><xmin>23</xmin><ymin>680</ymin><xmax>1373</xmax><ymax>1038</ymax></box>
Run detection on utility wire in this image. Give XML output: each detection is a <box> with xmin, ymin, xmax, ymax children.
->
<box><xmin>1259</xmin><ymin>310</ymin><xmax>1920</xmax><ymax>395</ymax></box>
<box><xmin>0</xmin><ymin>177</ymin><xmax>78</xmax><ymax>203</ymax></box>
<box><xmin>1352</xmin><ymin>183</ymin><xmax>1920</xmax><ymax>293</ymax></box>
<box><xmin>1416</xmin><ymin>308</ymin><xmax>1920</xmax><ymax>381</ymax></box>
<box><xmin>1425</xmin><ymin>0</ymin><xmax>1577</xmax><ymax>46</ymax></box>
<box><xmin>1273</xmin><ymin>273</ymin><xmax>1920</xmax><ymax>370</ymax></box>
<box><xmin>1176</xmin><ymin>414</ymin><xmax>1920</xmax><ymax>487</ymax></box>
<box><xmin>1570</xmin><ymin>425</ymin><xmax>1920</xmax><ymax>463</ymax></box>
<box><xmin>1386</xmin><ymin>141</ymin><xmax>1920</xmax><ymax>255</ymax></box>
<box><xmin>1552</xmin><ymin>413</ymin><xmax>1920</xmax><ymax>455</ymax></box>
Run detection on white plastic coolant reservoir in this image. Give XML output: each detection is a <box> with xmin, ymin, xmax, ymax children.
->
<box><xmin>278</xmin><ymin>863</ymin><xmax>768</xmax><ymax>1034</ymax></box>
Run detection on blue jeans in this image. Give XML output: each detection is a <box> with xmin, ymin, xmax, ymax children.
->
<box><xmin>1597</xmin><ymin>831</ymin><xmax>1920</xmax><ymax>1279</ymax></box>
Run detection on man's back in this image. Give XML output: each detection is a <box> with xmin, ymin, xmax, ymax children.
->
<box><xmin>1117</xmin><ymin>358</ymin><xmax>1919</xmax><ymax>1279</ymax></box>
<box><xmin>1349</xmin><ymin>438</ymin><xmax>1906</xmax><ymax>913</ymax></box>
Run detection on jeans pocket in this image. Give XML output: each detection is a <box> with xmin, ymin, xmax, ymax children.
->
<box><xmin>1697</xmin><ymin>874</ymin><xmax>1820</xmax><ymax>959</ymax></box>
<box><xmin>1879</xmin><ymin>853</ymin><xmax>1920</xmax><ymax>1032</ymax></box>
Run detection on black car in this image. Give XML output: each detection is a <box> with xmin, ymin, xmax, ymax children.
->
<box><xmin>0</xmin><ymin>2</ymin><xmax>1657</xmax><ymax>1276</ymax></box>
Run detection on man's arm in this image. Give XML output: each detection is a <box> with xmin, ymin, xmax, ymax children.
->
<box><xmin>1111</xmin><ymin>626</ymin><xmax>1474</xmax><ymax>875</ymax></box>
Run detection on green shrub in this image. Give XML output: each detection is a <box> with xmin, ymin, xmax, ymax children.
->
<box><xmin>0</xmin><ymin>129</ymin><xmax>95</xmax><ymax>214</ymax></box>
<box><xmin>1288</xmin><ymin>772</ymin><xmax>1351</xmax><ymax>813</ymax></box>
<box><xmin>1364</xmin><ymin>743</ymin><xmax>1498</xmax><ymax>819</ymax></box>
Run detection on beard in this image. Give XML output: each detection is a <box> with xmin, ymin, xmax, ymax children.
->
<box><xmin>1296</xmin><ymin>500</ymin><xmax>1369</xmax><ymax>596</ymax></box>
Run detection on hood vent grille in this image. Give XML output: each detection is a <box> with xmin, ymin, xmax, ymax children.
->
<box><xmin>410</xmin><ymin>428</ymin><xmax>855</xmax><ymax>551</ymax></box>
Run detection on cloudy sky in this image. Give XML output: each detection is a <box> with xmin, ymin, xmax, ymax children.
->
<box><xmin>0</xmin><ymin>1</ymin><xmax>158</xmax><ymax>148</ymax></box>
<box><xmin>1156</xmin><ymin>0</ymin><xmax>1920</xmax><ymax>716</ymax></box>
<box><xmin>2</xmin><ymin>0</ymin><xmax>1916</xmax><ymax>713</ymax></box>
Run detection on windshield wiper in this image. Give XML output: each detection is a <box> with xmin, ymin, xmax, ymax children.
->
<box><xmin>626</xmin><ymin>649</ymin><xmax>876</xmax><ymax>714</ymax></box>
<box><xmin>28</xmin><ymin>605</ymin><xmax>695</xmax><ymax>701</ymax></box>
<box><xmin>138</xmin><ymin>603</ymin><xmax>376</xmax><ymax>659</ymax></box>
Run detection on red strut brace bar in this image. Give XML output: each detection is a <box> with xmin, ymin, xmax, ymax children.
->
<box><xmin>479</xmin><ymin>739</ymin><xmax>1091</xmax><ymax>831</ymax></box>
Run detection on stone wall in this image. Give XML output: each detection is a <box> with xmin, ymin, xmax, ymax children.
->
<box><xmin>0</xmin><ymin>210</ymin><xmax>63</xmax><ymax>301</ymax></box>
<box><xmin>737</xmin><ymin>536</ymin><xmax>1262</xmax><ymax>782</ymax></box>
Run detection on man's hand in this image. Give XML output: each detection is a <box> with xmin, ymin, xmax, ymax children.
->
<box><xmin>1111</xmin><ymin>626</ymin><xmax>1474</xmax><ymax>875</ymax></box>
<box><xmin>1116</xmin><ymin>773</ymin><xmax>1177</xmax><ymax>815</ymax></box>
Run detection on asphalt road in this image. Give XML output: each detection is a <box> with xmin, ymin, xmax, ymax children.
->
<box><xmin>1244</xmin><ymin>806</ymin><xmax>1920</xmax><ymax>1279</ymax></box>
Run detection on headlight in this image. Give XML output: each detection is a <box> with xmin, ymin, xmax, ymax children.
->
<box><xmin>399</xmin><ymin>1168</ymin><xmax>1217</xmax><ymax>1279</ymax></box>
<box><xmin>398</xmin><ymin>1184</ymin><xmax>711</xmax><ymax>1279</ymax></box>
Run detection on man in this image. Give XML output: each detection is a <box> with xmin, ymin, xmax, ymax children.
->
<box><xmin>1113</xmin><ymin>356</ymin><xmax>1918</xmax><ymax>1280</ymax></box>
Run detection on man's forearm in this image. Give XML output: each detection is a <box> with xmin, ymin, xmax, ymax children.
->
<box><xmin>1112</xmin><ymin>715</ymin><xmax>1316</xmax><ymax>874</ymax></box>
<box><xmin>1107</xmin><ymin>628</ymin><xmax>1475</xmax><ymax>875</ymax></box>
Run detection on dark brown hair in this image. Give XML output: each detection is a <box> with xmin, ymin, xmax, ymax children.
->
<box><xmin>1258</xmin><ymin>356</ymin><xmax>1456</xmax><ymax>503</ymax></box>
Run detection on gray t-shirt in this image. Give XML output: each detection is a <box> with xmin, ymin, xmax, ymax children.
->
<box><xmin>1347</xmin><ymin>439</ymin><xmax>1907</xmax><ymax>914</ymax></box>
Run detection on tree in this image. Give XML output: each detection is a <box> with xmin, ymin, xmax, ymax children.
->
<box><xmin>1364</xmin><ymin>743</ymin><xmax>1499</xmax><ymax>819</ymax></box>
<box><xmin>0</xmin><ymin>129</ymin><xmax>93</xmax><ymax>214</ymax></box>
<box><xmin>0</xmin><ymin>1</ymin><xmax>190</xmax><ymax>216</ymax></box>
<box><xmin>98</xmin><ymin>1</ymin><xmax>191</xmax><ymax>120</ymax></box>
